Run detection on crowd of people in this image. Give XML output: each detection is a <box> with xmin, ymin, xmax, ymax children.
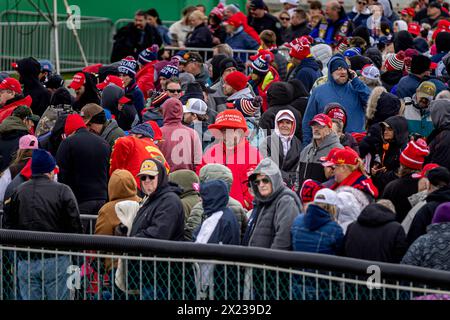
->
<box><xmin>1</xmin><ymin>0</ymin><xmax>450</xmax><ymax>300</ymax></box>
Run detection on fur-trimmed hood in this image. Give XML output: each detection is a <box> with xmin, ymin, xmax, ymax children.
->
<box><xmin>366</xmin><ymin>86</ymin><xmax>403</xmax><ymax>128</ymax></box>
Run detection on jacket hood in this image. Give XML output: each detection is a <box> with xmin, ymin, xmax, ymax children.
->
<box><xmin>324</xmin><ymin>102</ymin><xmax>348</xmax><ymax>130</ymax></box>
<box><xmin>228</xmin><ymin>87</ymin><xmax>253</xmax><ymax>101</ymax></box>
<box><xmin>17</xmin><ymin>57</ymin><xmax>41</xmax><ymax>86</ymax></box>
<box><xmin>267</xmin><ymin>82</ymin><xmax>293</xmax><ymax>107</ymax></box>
<box><xmin>366</xmin><ymin>88</ymin><xmax>401</xmax><ymax>125</ymax></box>
<box><xmin>365</xmin><ymin>47</ymin><xmax>383</xmax><ymax>69</ymax></box>
<box><xmin>430</xmin><ymin>99</ymin><xmax>450</xmax><ymax>129</ymax></box>
<box><xmin>287</xmin><ymin>79</ymin><xmax>309</xmax><ymax>99</ymax></box>
<box><xmin>310</xmin><ymin>44</ymin><xmax>333</xmax><ymax>69</ymax></box>
<box><xmin>74</xmin><ymin>72</ymin><xmax>100</xmax><ymax>109</ymax></box>
<box><xmin>143</xmin><ymin>159</ymin><xmax>173</xmax><ymax>199</ymax></box>
<box><xmin>0</xmin><ymin>116</ymin><xmax>28</xmax><ymax>134</ymax></box>
<box><xmin>102</xmin><ymin>119</ymin><xmax>120</xmax><ymax>138</ymax></box>
<box><xmin>299</xmin><ymin>57</ymin><xmax>321</xmax><ymax>72</ymax></box>
<box><xmin>168</xmin><ymin>169</ymin><xmax>199</xmax><ymax>195</ymax></box>
<box><xmin>50</xmin><ymin>88</ymin><xmax>72</xmax><ymax>107</ymax></box>
<box><xmin>198</xmin><ymin>163</ymin><xmax>233</xmax><ymax>191</ymax></box>
<box><xmin>426</xmin><ymin>185</ymin><xmax>450</xmax><ymax>203</ymax></box>
<box><xmin>316</xmin><ymin>131</ymin><xmax>341</xmax><ymax>150</ymax></box>
<box><xmin>101</xmin><ymin>84</ymin><xmax>123</xmax><ymax>114</ymax></box>
<box><xmin>357</xmin><ymin>203</ymin><xmax>396</xmax><ymax>227</ymax></box>
<box><xmin>304</xmin><ymin>204</ymin><xmax>334</xmax><ymax>231</ymax></box>
<box><xmin>162</xmin><ymin>97</ymin><xmax>183</xmax><ymax>124</ymax></box>
<box><xmin>336</xmin><ymin>191</ymin><xmax>362</xmax><ymax>232</ymax></box>
<box><xmin>249</xmin><ymin>158</ymin><xmax>284</xmax><ymax>203</ymax></box>
<box><xmin>394</xmin><ymin>31</ymin><xmax>414</xmax><ymax>53</ymax></box>
<box><xmin>109</xmin><ymin>169</ymin><xmax>138</xmax><ymax>201</ymax></box>
<box><xmin>327</xmin><ymin>54</ymin><xmax>349</xmax><ymax>86</ymax></box>
<box><xmin>274</xmin><ymin>109</ymin><xmax>296</xmax><ymax>139</ymax></box>
<box><xmin>381</xmin><ymin>115</ymin><xmax>409</xmax><ymax>147</ymax></box>
<box><xmin>200</xmin><ymin>180</ymin><xmax>229</xmax><ymax>217</ymax></box>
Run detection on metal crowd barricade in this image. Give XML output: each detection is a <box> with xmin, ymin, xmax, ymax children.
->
<box><xmin>1</xmin><ymin>229</ymin><xmax>450</xmax><ymax>300</ymax></box>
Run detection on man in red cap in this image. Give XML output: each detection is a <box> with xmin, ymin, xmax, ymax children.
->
<box><xmin>296</xmin><ymin>113</ymin><xmax>342</xmax><ymax>190</ymax></box>
<box><xmin>196</xmin><ymin>109</ymin><xmax>262</xmax><ymax>210</ymax></box>
<box><xmin>400</xmin><ymin>7</ymin><xmax>415</xmax><ymax>24</ymax></box>
<box><xmin>68</xmin><ymin>72</ymin><xmax>100</xmax><ymax>111</ymax></box>
<box><xmin>217</xmin><ymin>71</ymin><xmax>256</xmax><ymax>115</ymax></box>
<box><xmin>0</xmin><ymin>78</ymin><xmax>32</xmax><ymax>124</ymax></box>
<box><xmin>224</xmin><ymin>14</ymin><xmax>259</xmax><ymax>61</ymax></box>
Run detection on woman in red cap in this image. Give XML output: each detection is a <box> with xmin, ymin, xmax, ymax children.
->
<box><xmin>197</xmin><ymin>109</ymin><xmax>262</xmax><ymax>210</ymax></box>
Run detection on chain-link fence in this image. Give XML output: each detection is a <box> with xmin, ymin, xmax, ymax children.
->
<box><xmin>1</xmin><ymin>229</ymin><xmax>450</xmax><ymax>300</ymax></box>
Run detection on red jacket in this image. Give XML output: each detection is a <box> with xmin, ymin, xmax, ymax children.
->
<box><xmin>256</xmin><ymin>66</ymin><xmax>280</xmax><ymax>113</ymax></box>
<box><xmin>0</xmin><ymin>95</ymin><xmax>32</xmax><ymax>124</ymax></box>
<box><xmin>196</xmin><ymin>139</ymin><xmax>262</xmax><ymax>210</ymax></box>
<box><xmin>136</xmin><ymin>61</ymin><xmax>157</xmax><ymax>100</ymax></box>
<box><xmin>330</xmin><ymin>170</ymin><xmax>379</xmax><ymax>199</ymax></box>
<box><xmin>109</xmin><ymin>136</ymin><xmax>170</xmax><ymax>189</ymax></box>
<box><xmin>233</xmin><ymin>12</ymin><xmax>261</xmax><ymax>44</ymax></box>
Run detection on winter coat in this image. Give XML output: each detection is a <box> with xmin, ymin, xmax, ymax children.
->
<box><xmin>1</xmin><ymin>159</ymin><xmax>31</xmax><ymax>218</ymax></box>
<box><xmin>95</xmin><ymin>169</ymin><xmax>140</xmax><ymax>236</ymax></box>
<box><xmin>404</xmin><ymin>97</ymin><xmax>433</xmax><ymax>138</ymax></box>
<box><xmin>207</xmin><ymin>78</ymin><xmax>227</xmax><ymax>124</ymax></box>
<box><xmin>0</xmin><ymin>95</ymin><xmax>33</xmax><ymax>124</ymax></box>
<box><xmin>216</xmin><ymin>87</ymin><xmax>254</xmax><ymax>116</ymax></box>
<box><xmin>185</xmin><ymin>23</ymin><xmax>213</xmax><ymax>49</ymax></box>
<box><xmin>343</xmin><ymin>204</ymin><xmax>408</xmax><ymax>263</ymax></box>
<box><xmin>3</xmin><ymin>175</ymin><xmax>82</xmax><ymax>233</ymax></box>
<box><xmin>380</xmin><ymin>70</ymin><xmax>403</xmax><ymax>93</ymax></box>
<box><xmin>287</xmin><ymin>57</ymin><xmax>323</xmax><ymax>93</ymax></box>
<box><xmin>330</xmin><ymin>170</ymin><xmax>379</xmax><ymax>200</ymax></box>
<box><xmin>56</xmin><ymin>128</ymin><xmax>111</xmax><ymax>204</ymax></box>
<box><xmin>310</xmin><ymin>16</ymin><xmax>353</xmax><ymax>45</ymax></box>
<box><xmin>252</xmin><ymin>66</ymin><xmax>281</xmax><ymax>113</ymax></box>
<box><xmin>402</xmin><ymin>222</ymin><xmax>450</xmax><ymax>271</ymax></box>
<box><xmin>71</xmin><ymin>72</ymin><xmax>100</xmax><ymax>112</ymax></box>
<box><xmin>130</xmin><ymin>160</ymin><xmax>184</xmax><ymax>240</ymax></box>
<box><xmin>302</xmin><ymin>55</ymin><xmax>371</xmax><ymax>145</ymax></box>
<box><xmin>117</xmin><ymin>103</ymin><xmax>139</xmax><ymax>131</ymax></box>
<box><xmin>283</xmin><ymin>22</ymin><xmax>312</xmax><ymax>43</ymax></box>
<box><xmin>225</xmin><ymin>27</ymin><xmax>259</xmax><ymax>61</ymax></box>
<box><xmin>248</xmin><ymin>13</ymin><xmax>282</xmax><ymax>45</ymax></box>
<box><xmin>168</xmin><ymin>169</ymin><xmax>201</xmax><ymax>221</ymax></box>
<box><xmin>287</xmin><ymin>79</ymin><xmax>309</xmax><ymax>116</ymax></box>
<box><xmin>297</xmin><ymin>132</ymin><xmax>343</xmax><ymax>189</ymax></box>
<box><xmin>382</xmin><ymin>174</ymin><xmax>418</xmax><ymax>223</ymax></box>
<box><xmin>428</xmin><ymin>100</ymin><xmax>450</xmax><ymax>170</ymax></box>
<box><xmin>406</xmin><ymin>185</ymin><xmax>450</xmax><ymax>245</ymax></box>
<box><xmin>401</xmin><ymin>190</ymin><xmax>427</xmax><ymax>234</ymax></box>
<box><xmin>335</xmin><ymin>190</ymin><xmax>364</xmax><ymax>234</ymax></box>
<box><xmin>100</xmin><ymin>119</ymin><xmax>125</xmax><ymax>149</ymax></box>
<box><xmin>348</xmin><ymin>7</ymin><xmax>372</xmax><ymax>28</ymax></box>
<box><xmin>364</xmin><ymin>89</ymin><xmax>402</xmax><ymax>132</ymax></box>
<box><xmin>109</xmin><ymin>135</ymin><xmax>169</xmax><ymax>189</ymax></box>
<box><xmin>159</xmin><ymin>99</ymin><xmax>202</xmax><ymax>172</ymax></box>
<box><xmin>244</xmin><ymin>158</ymin><xmax>301</xmax><ymax>250</ymax></box>
<box><xmin>0</xmin><ymin>158</ymin><xmax>29</xmax><ymax>211</ymax></box>
<box><xmin>16</xmin><ymin>57</ymin><xmax>51</xmax><ymax>116</ymax></box>
<box><xmin>273</xmin><ymin>49</ymin><xmax>288</xmax><ymax>81</ymax></box>
<box><xmin>259</xmin><ymin>82</ymin><xmax>303</xmax><ymax>140</ymax></box>
<box><xmin>0</xmin><ymin>116</ymin><xmax>29</xmax><ymax>172</ymax></box>
<box><xmin>124</xmin><ymin>80</ymin><xmax>145</xmax><ymax>119</ymax></box>
<box><xmin>197</xmin><ymin>138</ymin><xmax>262</xmax><ymax>210</ymax></box>
<box><xmin>292</xmin><ymin>204</ymin><xmax>344</xmax><ymax>255</ymax></box>
<box><xmin>192</xmin><ymin>180</ymin><xmax>240</xmax><ymax>245</ymax></box>
<box><xmin>111</xmin><ymin>22</ymin><xmax>162</xmax><ymax>62</ymax></box>
<box><xmin>397</xmin><ymin>74</ymin><xmax>447</xmax><ymax>99</ymax></box>
<box><xmin>136</xmin><ymin>61</ymin><xmax>157</xmax><ymax>100</ymax></box>
<box><xmin>185</xmin><ymin>163</ymin><xmax>248</xmax><ymax>242</ymax></box>
<box><xmin>168</xmin><ymin>20</ymin><xmax>193</xmax><ymax>47</ymax></box>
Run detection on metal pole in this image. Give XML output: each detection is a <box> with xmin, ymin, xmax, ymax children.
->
<box><xmin>54</xmin><ymin>0</ymin><xmax>61</xmax><ymax>74</ymax></box>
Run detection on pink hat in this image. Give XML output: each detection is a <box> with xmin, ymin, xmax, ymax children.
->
<box><xmin>19</xmin><ymin>134</ymin><xmax>38</xmax><ymax>150</ymax></box>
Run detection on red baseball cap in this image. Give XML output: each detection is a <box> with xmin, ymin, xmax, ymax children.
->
<box><xmin>323</xmin><ymin>147</ymin><xmax>359</xmax><ymax>167</ymax></box>
<box><xmin>0</xmin><ymin>77</ymin><xmax>22</xmax><ymax>94</ymax></box>
<box><xmin>68</xmin><ymin>72</ymin><xmax>86</xmax><ymax>90</ymax></box>
<box><xmin>412</xmin><ymin>163</ymin><xmax>440</xmax><ymax>179</ymax></box>
<box><xmin>96</xmin><ymin>75</ymin><xmax>124</xmax><ymax>90</ymax></box>
<box><xmin>320</xmin><ymin>147</ymin><xmax>342</xmax><ymax>164</ymax></box>
<box><xmin>408</xmin><ymin>23</ymin><xmax>421</xmax><ymax>36</ymax></box>
<box><xmin>326</xmin><ymin>107</ymin><xmax>347</xmax><ymax>126</ymax></box>
<box><xmin>223</xmin><ymin>14</ymin><xmax>243</xmax><ymax>28</ymax></box>
<box><xmin>309</xmin><ymin>113</ymin><xmax>332</xmax><ymax>128</ymax></box>
<box><xmin>401</xmin><ymin>8</ymin><xmax>415</xmax><ymax>17</ymax></box>
<box><xmin>82</xmin><ymin>63</ymin><xmax>103</xmax><ymax>74</ymax></box>
<box><xmin>430</xmin><ymin>62</ymin><xmax>438</xmax><ymax>70</ymax></box>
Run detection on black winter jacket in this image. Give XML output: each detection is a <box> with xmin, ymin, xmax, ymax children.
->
<box><xmin>56</xmin><ymin>128</ymin><xmax>110</xmax><ymax>204</ymax></box>
<box><xmin>3</xmin><ymin>175</ymin><xmax>82</xmax><ymax>233</ymax></box>
<box><xmin>343</xmin><ymin>204</ymin><xmax>408</xmax><ymax>263</ymax></box>
<box><xmin>382</xmin><ymin>174</ymin><xmax>419</xmax><ymax>223</ymax></box>
<box><xmin>0</xmin><ymin>116</ymin><xmax>29</xmax><ymax>172</ymax></box>
<box><xmin>185</xmin><ymin>23</ymin><xmax>213</xmax><ymax>48</ymax></box>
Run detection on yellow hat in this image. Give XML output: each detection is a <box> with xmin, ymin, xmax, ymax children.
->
<box><xmin>137</xmin><ymin>159</ymin><xmax>159</xmax><ymax>177</ymax></box>
<box><xmin>416</xmin><ymin>81</ymin><xmax>436</xmax><ymax>100</ymax></box>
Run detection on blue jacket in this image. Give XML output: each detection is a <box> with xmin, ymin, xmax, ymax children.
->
<box><xmin>291</xmin><ymin>57</ymin><xmax>322</xmax><ymax>93</ymax></box>
<box><xmin>291</xmin><ymin>204</ymin><xmax>344</xmax><ymax>255</ymax></box>
<box><xmin>225</xmin><ymin>27</ymin><xmax>259</xmax><ymax>62</ymax></box>
<box><xmin>396</xmin><ymin>74</ymin><xmax>447</xmax><ymax>99</ymax></box>
<box><xmin>193</xmin><ymin>180</ymin><xmax>240</xmax><ymax>245</ymax></box>
<box><xmin>125</xmin><ymin>80</ymin><xmax>145</xmax><ymax>119</ymax></box>
<box><xmin>310</xmin><ymin>17</ymin><xmax>351</xmax><ymax>45</ymax></box>
<box><xmin>302</xmin><ymin>54</ymin><xmax>371</xmax><ymax>146</ymax></box>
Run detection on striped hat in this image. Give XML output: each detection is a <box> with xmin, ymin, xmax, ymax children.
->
<box><xmin>384</xmin><ymin>51</ymin><xmax>405</xmax><ymax>72</ymax></box>
<box><xmin>400</xmin><ymin>138</ymin><xmax>430</xmax><ymax>170</ymax></box>
<box><xmin>337</xmin><ymin>38</ymin><xmax>349</xmax><ymax>54</ymax></box>
<box><xmin>344</xmin><ymin>47</ymin><xmax>361</xmax><ymax>57</ymax></box>
<box><xmin>226</xmin><ymin>97</ymin><xmax>261</xmax><ymax>117</ymax></box>
<box><xmin>138</xmin><ymin>45</ymin><xmax>159</xmax><ymax>65</ymax></box>
<box><xmin>118</xmin><ymin>56</ymin><xmax>137</xmax><ymax>77</ymax></box>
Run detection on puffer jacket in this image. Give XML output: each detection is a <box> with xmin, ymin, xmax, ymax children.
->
<box><xmin>291</xmin><ymin>204</ymin><xmax>344</xmax><ymax>255</ymax></box>
<box><xmin>100</xmin><ymin>119</ymin><xmax>125</xmax><ymax>149</ymax></box>
<box><xmin>168</xmin><ymin>169</ymin><xmax>201</xmax><ymax>221</ymax></box>
<box><xmin>244</xmin><ymin>158</ymin><xmax>301</xmax><ymax>250</ymax></box>
<box><xmin>186</xmin><ymin>163</ymin><xmax>247</xmax><ymax>241</ymax></box>
<box><xmin>428</xmin><ymin>99</ymin><xmax>450</xmax><ymax>170</ymax></box>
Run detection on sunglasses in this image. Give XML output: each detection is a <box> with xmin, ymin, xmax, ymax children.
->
<box><xmin>140</xmin><ymin>175</ymin><xmax>156</xmax><ymax>181</ymax></box>
<box><xmin>280</xmin><ymin>17</ymin><xmax>290</xmax><ymax>21</ymax></box>
<box><xmin>254</xmin><ymin>177</ymin><xmax>271</xmax><ymax>186</ymax></box>
<box><xmin>358</xmin><ymin>1</ymin><xmax>367</xmax><ymax>4</ymax></box>
<box><xmin>167</xmin><ymin>89</ymin><xmax>182</xmax><ymax>93</ymax></box>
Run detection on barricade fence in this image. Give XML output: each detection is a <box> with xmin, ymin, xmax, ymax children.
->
<box><xmin>1</xmin><ymin>229</ymin><xmax>450</xmax><ymax>300</ymax></box>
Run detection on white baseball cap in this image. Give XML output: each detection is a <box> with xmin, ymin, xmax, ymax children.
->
<box><xmin>314</xmin><ymin>188</ymin><xmax>338</xmax><ymax>206</ymax></box>
<box><xmin>183</xmin><ymin>98</ymin><xmax>207</xmax><ymax>115</ymax></box>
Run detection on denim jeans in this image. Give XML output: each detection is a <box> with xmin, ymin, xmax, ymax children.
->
<box><xmin>17</xmin><ymin>255</ymin><xmax>71</xmax><ymax>300</ymax></box>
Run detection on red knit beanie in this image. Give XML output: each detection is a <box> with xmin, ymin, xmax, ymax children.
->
<box><xmin>300</xmin><ymin>179</ymin><xmax>323</xmax><ymax>204</ymax></box>
<box><xmin>400</xmin><ymin>138</ymin><xmax>430</xmax><ymax>170</ymax></box>
<box><xmin>224</xmin><ymin>71</ymin><xmax>248</xmax><ymax>91</ymax></box>
<box><xmin>64</xmin><ymin>114</ymin><xmax>87</xmax><ymax>136</ymax></box>
<box><xmin>287</xmin><ymin>36</ymin><xmax>311</xmax><ymax>60</ymax></box>
<box><xmin>384</xmin><ymin>51</ymin><xmax>405</xmax><ymax>71</ymax></box>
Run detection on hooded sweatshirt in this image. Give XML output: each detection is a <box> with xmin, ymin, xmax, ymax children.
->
<box><xmin>159</xmin><ymin>98</ymin><xmax>202</xmax><ymax>172</ymax></box>
<box><xmin>393</xmin><ymin>31</ymin><xmax>414</xmax><ymax>53</ymax></box>
<box><xmin>344</xmin><ymin>203</ymin><xmax>408</xmax><ymax>263</ymax></box>
<box><xmin>101</xmin><ymin>84</ymin><xmax>138</xmax><ymax>131</ymax></box>
<box><xmin>428</xmin><ymin>100</ymin><xmax>450</xmax><ymax>170</ymax></box>
<box><xmin>71</xmin><ymin>72</ymin><xmax>100</xmax><ymax>112</ymax></box>
<box><xmin>95</xmin><ymin>169</ymin><xmax>140</xmax><ymax>236</ymax></box>
<box><xmin>168</xmin><ymin>169</ymin><xmax>201</xmax><ymax>221</ymax></box>
<box><xmin>302</xmin><ymin>54</ymin><xmax>371</xmax><ymax>146</ymax></box>
<box><xmin>16</xmin><ymin>57</ymin><xmax>50</xmax><ymax>116</ymax></box>
<box><xmin>244</xmin><ymin>158</ymin><xmax>301</xmax><ymax>250</ymax></box>
<box><xmin>0</xmin><ymin>116</ymin><xmax>29</xmax><ymax>172</ymax></box>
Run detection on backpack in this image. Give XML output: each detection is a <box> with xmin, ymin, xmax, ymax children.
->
<box><xmin>35</xmin><ymin>104</ymin><xmax>75</xmax><ymax>137</ymax></box>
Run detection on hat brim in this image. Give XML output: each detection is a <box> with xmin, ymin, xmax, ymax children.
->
<box><xmin>119</xmin><ymin>96</ymin><xmax>131</xmax><ymax>104</ymax></box>
<box><xmin>96</xmin><ymin>82</ymin><xmax>107</xmax><ymax>90</ymax></box>
<box><xmin>208</xmin><ymin>122</ymin><xmax>248</xmax><ymax>133</ymax></box>
<box><xmin>68</xmin><ymin>82</ymin><xmax>83</xmax><ymax>90</ymax></box>
<box><xmin>321</xmin><ymin>161</ymin><xmax>335</xmax><ymax>167</ymax></box>
<box><xmin>137</xmin><ymin>170</ymin><xmax>159</xmax><ymax>177</ymax></box>
<box><xmin>411</xmin><ymin>172</ymin><xmax>424</xmax><ymax>179</ymax></box>
<box><xmin>309</xmin><ymin>120</ymin><xmax>329</xmax><ymax>127</ymax></box>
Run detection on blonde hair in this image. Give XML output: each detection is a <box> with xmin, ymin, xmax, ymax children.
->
<box><xmin>189</xmin><ymin>10</ymin><xmax>207</xmax><ymax>22</ymax></box>
<box><xmin>10</xmin><ymin>149</ymin><xmax>33</xmax><ymax>167</ymax></box>
<box><xmin>315</xmin><ymin>202</ymin><xmax>337</xmax><ymax>218</ymax></box>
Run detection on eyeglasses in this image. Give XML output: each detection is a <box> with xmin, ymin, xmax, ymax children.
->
<box><xmin>280</xmin><ymin>17</ymin><xmax>290</xmax><ymax>21</ymax></box>
<box><xmin>167</xmin><ymin>89</ymin><xmax>182</xmax><ymax>93</ymax></box>
<box><xmin>357</xmin><ymin>1</ymin><xmax>367</xmax><ymax>5</ymax></box>
<box><xmin>140</xmin><ymin>175</ymin><xmax>156</xmax><ymax>181</ymax></box>
<box><xmin>254</xmin><ymin>177</ymin><xmax>271</xmax><ymax>186</ymax></box>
